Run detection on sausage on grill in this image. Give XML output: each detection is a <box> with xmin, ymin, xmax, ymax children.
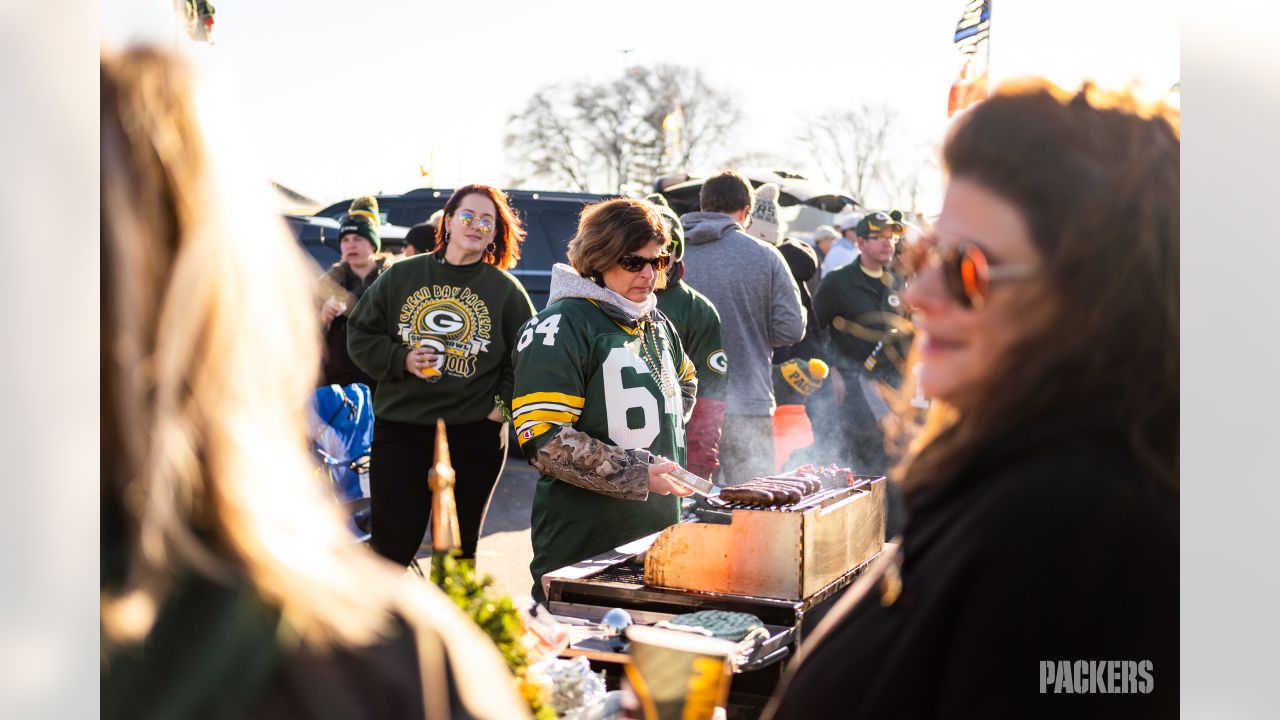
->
<box><xmin>747</xmin><ymin>481</ymin><xmax>802</xmax><ymax>505</ymax></box>
<box><xmin>760</xmin><ymin>476</ymin><xmax>818</xmax><ymax>495</ymax></box>
<box><xmin>720</xmin><ymin>487</ymin><xmax>776</xmax><ymax>506</ymax></box>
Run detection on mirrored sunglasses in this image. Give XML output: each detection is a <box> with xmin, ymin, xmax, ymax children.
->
<box><xmin>457</xmin><ymin>210</ymin><xmax>495</xmax><ymax>234</ymax></box>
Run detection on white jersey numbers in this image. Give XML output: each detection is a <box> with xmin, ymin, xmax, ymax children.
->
<box><xmin>517</xmin><ymin>313</ymin><xmax>684</xmax><ymax>453</ymax></box>
<box><xmin>602</xmin><ymin>347</ymin><xmax>661</xmax><ymax>449</ymax></box>
<box><xmin>517</xmin><ymin>313</ymin><xmax>563</xmax><ymax>351</ymax></box>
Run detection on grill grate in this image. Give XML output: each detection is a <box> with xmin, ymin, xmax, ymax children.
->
<box><xmin>592</xmin><ymin>563</ymin><xmax>647</xmax><ymax>584</ymax></box>
<box><xmin>707</xmin><ymin>486</ymin><xmax>852</xmax><ymax>512</ymax></box>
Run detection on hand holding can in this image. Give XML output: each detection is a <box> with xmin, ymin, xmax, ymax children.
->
<box><xmin>405</xmin><ymin>340</ymin><xmax>444</xmax><ymax>381</ymax></box>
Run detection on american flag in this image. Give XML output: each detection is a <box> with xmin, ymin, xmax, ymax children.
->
<box><xmin>954</xmin><ymin>0</ymin><xmax>991</xmax><ymax>55</ymax></box>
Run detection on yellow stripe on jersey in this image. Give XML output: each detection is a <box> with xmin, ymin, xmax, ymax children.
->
<box><xmin>511</xmin><ymin>409</ymin><xmax>579</xmax><ymax>426</ymax></box>
<box><xmin>512</xmin><ymin>391</ymin><xmax>586</xmax><ymax>411</ymax></box>
<box><xmin>679</xmin><ymin>356</ymin><xmax>696</xmax><ymax>382</ymax></box>
<box><xmin>516</xmin><ymin>422</ymin><xmax>554</xmax><ymax>447</ymax></box>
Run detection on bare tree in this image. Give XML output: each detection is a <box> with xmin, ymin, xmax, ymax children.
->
<box><xmin>874</xmin><ymin>141</ymin><xmax>943</xmax><ymax>214</ymax></box>
<box><xmin>717</xmin><ymin>150</ymin><xmax>803</xmax><ymax>170</ymax></box>
<box><xmin>503</xmin><ymin>85</ymin><xmax>597</xmax><ymax>192</ymax></box>
<box><xmin>505</xmin><ymin>65</ymin><xmax>741</xmax><ymax>193</ymax></box>
<box><xmin>798</xmin><ymin>103</ymin><xmax>897</xmax><ymax>204</ymax></box>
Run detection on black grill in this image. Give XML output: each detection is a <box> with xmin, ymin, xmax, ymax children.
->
<box><xmin>592</xmin><ymin>563</ymin><xmax>646</xmax><ymax>584</ymax></box>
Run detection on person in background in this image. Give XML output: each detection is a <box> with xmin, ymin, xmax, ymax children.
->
<box><xmin>650</xmin><ymin>194</ymin><xmax>727</xmax><ymax>481</ymax></box>
<box><xmin>810</xmin><ymin>211</ymin><xmax>911</xmax><ymax>477</ymax></box>
<box><xmin>746</xmin><ymin>183</ymin><xmax>827</xmax><ymax>471</ymax></box>
<box><xmin>821</xmin><ymin>213</ymin><xmax>863</xmax><ymax>277</ymax></box>
<box><xmin>748</xmin><ymin>183</ymin><xmax>822</xmax><ymax>362</ymax></box>
<box><xmin>513</xmin><ymin>198</ymin><xmax>696</xmax><ymax>602</ymax></box>
<box><xmin>401</xmin><ymin>221</ymin><xmax>432</xmax><ymax>258</ymax></box>
<box><xmin>809</xmin><ymin>224</ymin><xmax>840</xmax><ymax>284</ymax></box>
<box><xmin>681</xmin><ymin>171</ymin><xmax>806</xmax><ymax>485</ymax></box>
<box><xmin>768</xmin><ymin>79</ymin><xmax>1179</xmax><ymax>719</ymax></box>
<box><xmin>101</xmin><ymin>46</ymin><xmax>528</xmax><ymax>720</ymax></box>
<box><xmin>347</xmin><ymin>185</ymin><xmax>535</xmax><ymax>566</ymax></box>
<box><xmin>317</xmin><ymin>196</ymin><xmax>389</xmax><ymax>391</ymax></box>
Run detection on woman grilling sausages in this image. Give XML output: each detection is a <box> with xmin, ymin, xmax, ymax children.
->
<box><xmin>512</xmin><ymin>198</ymin><xmax>697</xmax><ymax>602</ymax></box>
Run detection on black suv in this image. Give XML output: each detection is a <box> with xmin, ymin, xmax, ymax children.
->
<box><xmin>284</xmin><ymin>214</ymin><xmax>342</xmax><ymax>271</ymax></box>
<box><xmin>315</xmin><ymin>188</ymin><xmax>611</xmax><ymax>308</ymax></box>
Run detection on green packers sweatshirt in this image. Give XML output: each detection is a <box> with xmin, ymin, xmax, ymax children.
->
<box><xmin>346</xmin><ymin>252</ymin><xmax>535</xmax><ymax>426</ymax></box>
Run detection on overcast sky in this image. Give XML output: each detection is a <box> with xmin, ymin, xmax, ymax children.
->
<box><xmin>102</xmin><ymin>1</ymin><xmax>1178</xmax><ymax>213</ymax></box>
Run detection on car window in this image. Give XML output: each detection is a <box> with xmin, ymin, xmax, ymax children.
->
<box><xmin>537</xmin><ymin>208</ymin><xmax>579</xmax><ymax>264</ymax></box>
<box><xmin>384</xmin><ymin>200</ymin><xmax>441</xmax><ymax>227</ymax></box>
<box><xmin>510</xmin><ymin>207</ymin><xmax>553</xmax><ymax>273</ymax></box>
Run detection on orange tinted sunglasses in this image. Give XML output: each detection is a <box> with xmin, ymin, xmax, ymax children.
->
<box><xmin>904</xmin><ymin>237</ymin><xmax>1035</xmax><ymax>309</ymax></box>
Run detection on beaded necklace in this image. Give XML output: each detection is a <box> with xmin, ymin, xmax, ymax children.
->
<box><xmin>637</xmin><ymin>316</ymin><xmax>676</xmax><ymax>402</ymax></box>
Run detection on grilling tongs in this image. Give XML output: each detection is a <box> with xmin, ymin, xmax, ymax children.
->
<box><xmin>662</xmin><ymin>465</ymin><xmax>721</xmax><ymax>498</ymax></box>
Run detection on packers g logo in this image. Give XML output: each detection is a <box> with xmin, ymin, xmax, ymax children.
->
<box><xmin>708</xmin><ymin>350</ymin><xmax>728</xmax><ymax>374</ymax></box>
<box><xmin>422</xmin><ymin>308</ymin><xmax>466</xmax><ymax>334</ymax></box>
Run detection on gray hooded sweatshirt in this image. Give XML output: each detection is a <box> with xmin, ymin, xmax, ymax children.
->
<box><xmin>679</xmin><ymin>212</ymin><xmax>806</xmax><ymax>416</ymax></box>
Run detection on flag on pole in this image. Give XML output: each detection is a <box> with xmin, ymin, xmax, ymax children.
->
<box><xmin>948</xmin><ymin>54</ymin><xmax>989</xmax><ymax>117</ymax></box>
<box><xmin>948</xmin><ymin>0</ymin><xmax>991</xmax><ymax>116</ymax></box>
<box><xmin>953</xmin><ymin>0</ymin><xmax>990</xmax><ymax>54</ymax></box>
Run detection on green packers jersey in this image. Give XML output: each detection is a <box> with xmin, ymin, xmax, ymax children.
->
<box><xmin>657</xmin><ymin>280</ymin><xmax>727</xmax><ymax>401</ymax></box>
<box><xmin>512</xmin><ymin>297</ymin><xmax>695</xmax><ymax>596</ymax></box>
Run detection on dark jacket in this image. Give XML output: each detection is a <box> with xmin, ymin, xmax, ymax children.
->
<box><xmin>773</xmin><ymin>238</ymin><xmax>822</xmax><ymax>363</ymax></box>
<box><xmin>767</xmin><ymin>414</ymin><xmax>1178</xmax><ymax>719</ymax></box>
<box><xmin>101</xmin><ymin>572</ymin><xmax>480</xmax><ymax>720</ymax></box>
<box><xmin>320</xmin><ymin>260</ymin><xmax>386</xmax><ymax>390</ymax></box>
<box><xmin>812</xmin><ymin>260</ymin><xmax>909</xmax><ymax>383</ymax></box>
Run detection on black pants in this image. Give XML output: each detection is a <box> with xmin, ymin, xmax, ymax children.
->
<box><xmin>369</xmin><ymin>417</ymin><xmax>505</xmax><ymax>566</ymax></box>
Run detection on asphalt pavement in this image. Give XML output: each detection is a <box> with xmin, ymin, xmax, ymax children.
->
<box><xmin>474</xmin><ymin>456</ymin><xmax>539</xmax><ymax>599</ymax></box>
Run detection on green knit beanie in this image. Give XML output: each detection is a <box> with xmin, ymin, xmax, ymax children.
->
<box><xmin>338</xmin><ymin>195</ymin><xmax>381</xmax><ymax>251</ymax></box>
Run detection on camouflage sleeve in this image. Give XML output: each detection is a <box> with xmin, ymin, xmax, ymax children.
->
<box><xmin>530</xmin><ymin>427</ymin><xmax>653</xmax><ymax>501</ymax></box>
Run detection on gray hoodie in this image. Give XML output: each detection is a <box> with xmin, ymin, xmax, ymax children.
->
<box><xmin>679</xmin><ymin>212</ymin><xmax>806</xmax><ymax>416</ymax></box>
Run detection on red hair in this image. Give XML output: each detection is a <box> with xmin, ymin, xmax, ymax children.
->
<box><xmin>433</xmin><ymin>184</ymin><xmax>524</xmax><ymax>270</ymax></box>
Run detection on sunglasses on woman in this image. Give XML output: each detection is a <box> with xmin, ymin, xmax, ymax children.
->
<box><xmin>617</xmin><ymin>253</ymin><xmax>671</xmax><ymax>273</ymax></box>
<box><xmin>904</xmin><ymin>238</ymin><xmax>1035</xmax><ymax>310</ymax></box>
<box><xmin>456</xmin><ymin>210</ymin><xmax>495</xmax><ymax>234</ymax></box>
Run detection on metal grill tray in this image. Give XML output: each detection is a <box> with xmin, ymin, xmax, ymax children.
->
<box><xmin>548</xmin><ymin>554</ymin><xmax>877</xmax><ymax>628</ymax></box>
<box><xmin>548</xmin><ymin>601</ymin><xmax>795</xmax><ymax>673</ymax></box>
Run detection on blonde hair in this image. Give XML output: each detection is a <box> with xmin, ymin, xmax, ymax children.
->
<box><xmin>99</xmin><ymin>55</ymin><xmax>529</xmax><ymax>720</ymax></box>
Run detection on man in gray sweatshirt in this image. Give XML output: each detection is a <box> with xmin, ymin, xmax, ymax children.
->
<box><xmin>680</xmin><ymin>170</ymin><xmax>807</xmax><ymax>485</ymax></box>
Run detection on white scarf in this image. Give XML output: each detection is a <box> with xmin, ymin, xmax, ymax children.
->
<box><xmin>602</xmin><ymin>287</ymin><xmax>656</xmax><ymax>322</ymax></box>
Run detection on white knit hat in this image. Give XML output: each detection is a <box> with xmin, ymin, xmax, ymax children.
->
<box><xmin>748</xmin><ymin>182</ymin><xmax>785</xmax><ymax>245</ymax></box>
